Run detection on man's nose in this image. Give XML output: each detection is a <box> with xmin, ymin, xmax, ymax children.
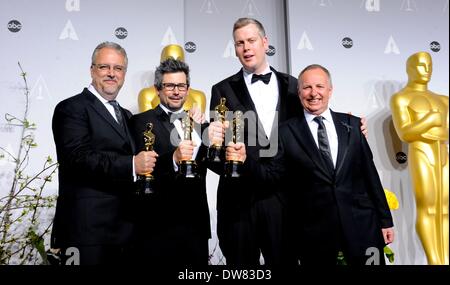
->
<box><xmin>106</xmin><ymin>68</ymin><xmax>115</xmax><ymax>77</ymax></box>
<box><xmin>243</xmin><ymin>41</ymin><xmax>250</xmax><ymax>51</ymax></box>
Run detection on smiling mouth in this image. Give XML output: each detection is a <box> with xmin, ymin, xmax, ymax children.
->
<box><xmin>308</xmin><ymin>98</ymin><xmax>321</xmax><ymax>103</ymax></box>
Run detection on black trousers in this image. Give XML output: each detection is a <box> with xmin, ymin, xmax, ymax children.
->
<box><xmin>133</xmin><ymin>224</ymin><xmax>209</xmax><ymax>266</ymax></box>
<box><xmin>217</xmin><ymin>195</ymin><xmax>296</xmax><ymax>266</ymax></box>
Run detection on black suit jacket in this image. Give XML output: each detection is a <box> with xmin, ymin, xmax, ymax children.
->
<box><xmin>255</xmin><ymin>111</ymin><xmax>394</xmax><ymax>259</ymax></box>
<box><xmin>129</xmin><ymin>106</ymin><xmax>211</xmax><ymax>239</ymax></box>
<box><xmin>210</xmin><ymin>67</ymin><xmax>302</xmax><ymax>211</ymax></box>
<box><xmin>51</xmin><ymin>88</ymin><xmax>135</xmax><ymax>247</ymax></box>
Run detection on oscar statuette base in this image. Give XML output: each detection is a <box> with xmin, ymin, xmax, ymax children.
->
<box><xmin>208</xmin><ymin>145</ymin><xmax>225</xmax><ymax>163</ymax></box>
<box><xmin>136</xmin><ymin>174</ymin><xmax>154</xmax><ymax>195</ymax></box>
<box><xmin>224</xmin><ymin>160</ymin><xmax>243</xmax><ymax>178</ymax></box>
<box><xmin>179</xmin><ymin>160</ymin><xmax>200</xmax><ymax>179</ymax></box>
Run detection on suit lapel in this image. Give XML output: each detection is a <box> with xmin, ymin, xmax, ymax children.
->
<box><xmin>155</xmin><ymin>105</ymin><xmax>181</xmax><ymax>145</ymax></box>
<box><xmin>272</xmin><ymin>67</ymin><xmax>286</xmax><ymax>121</ymax></box>
<box><xmin>332</xmin><ymin>111</ymin><xmax>350</xmax><ymax>178</ymax></box>
<box><xmin>122</xmin><ymin>110</ymin><xmax>136</xmax><ymax>153</ymax></box>
<box><xmin>155</xmin><ymin>105</ymin><xmax>172</xmax><ymax>134</ymax></box>
<box><xmin>229</xmin><ymin>69</ymin><xmax>270</xmax><ymax>141</ymax></box>
<box><xmin>229</xmin><ymin>70</ymin><xmax>257</xmax><ymax>114</ymax></box>
<box><xmin>267</xmin><ymin>68</ymin><xmax>283</xmax><ymax>140</ymax></box>
<box><xmin>288</xmin><ymin>115</ymin><xmax>334</xmax><ymax>182</ymax></box>
<box><xmin>85</xmin><ymin>90</ymin><xmax>129</xmax><ymax>142</ymax></box>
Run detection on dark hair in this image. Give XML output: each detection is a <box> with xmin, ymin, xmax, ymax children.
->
<box><xmin>154</xmin><ymin>58</ymin><xmax>190</xmax><ymax>90</ymax></box>
<box><xmin>91</xmin><ymin>41</ymin><xmax>128</xmax><ymax>67</ymax></box>
<box><xmin>233</xmin><ymin>17</ymin><xmax>266</xmax><ymax>38</ymax></box>
<box><xmin>298</xmin><ymin>64</ymin><xmax>333</xmax><ymax>88</ymax></box>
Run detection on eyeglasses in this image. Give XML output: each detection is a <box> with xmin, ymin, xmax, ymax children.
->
<box><xmin>162</xmin><ymin>83</ymin><xmax>189</xmax><ymax>91</ymax></box>
<box><xmin>92</xmin><ymin>64</ymin><xmax>126</xmax><ymax>73</ymax></box>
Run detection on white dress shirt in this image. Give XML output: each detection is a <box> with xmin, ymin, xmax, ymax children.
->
<box><xmin>243</xmin><ymin>64</ymin><xmax>279</xmax><ymax>139</ymax></box>
<box><xmin>159</xmin><ymin>104</ymin><xmax>202</xmax><ymax>170</ymax></box>
<box><xmin>304</xmin><ymin>108</ymin><xmax>338</xmax><ymax>168</ymax></box>
<box><xmin>88</xmin><ymin>84</ymin><xmax>121</xmax><ymax>123</ymax></box>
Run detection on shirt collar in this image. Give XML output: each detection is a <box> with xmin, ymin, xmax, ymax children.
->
<box><xmin>243</xmin><ymin>64</ymin><xmax>272</xmax><ymax>84</ymax></box>
<box><xmin>159</xmin><ymin>103</ymin><xmax>184</xmax><ymax>116</ymax></box>
<box><xmin>88</xmin><ymin>84</ymin><xmax>110</xmax><ymax>105</ymax></box>
<box><xmin>304</xmin><ymin>108</ymin><xmax>332</xmax><ymax>124</ymax></box>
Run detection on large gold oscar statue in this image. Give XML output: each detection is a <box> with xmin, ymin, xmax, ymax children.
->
<box><xmin>138</xmin><ymin>44</ymin><xmax>206</xmax><ymax>113</ymax></box>
<box><xmin>390</xmin><ymin>51</ymin><xmax>449</xmax><ymax>265</ymax></box>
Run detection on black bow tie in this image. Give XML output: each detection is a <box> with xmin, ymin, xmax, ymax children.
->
<box><xmin>251</xmin><ymin>73</ymin><xmax>272</xmax><ymax>84</ymax></box>
<box><xmin>167</xmin><ymin>111</ymin><xmax>185</xmax><ymax>122</ymax></box>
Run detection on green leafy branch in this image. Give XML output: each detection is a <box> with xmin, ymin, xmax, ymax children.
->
<box><xmin>0</xmin><ymin>62</ymin><xmax>58</xmax><ymax>265</ymax></box>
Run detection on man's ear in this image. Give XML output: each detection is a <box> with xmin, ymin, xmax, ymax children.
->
<box><xmin>263</xmin><ymin>36</ymin><xmax>269</xmax><ymax>50</ymax></box>
<box><xmin>90</xmin><ymin>65</ymin><xmax>95</xmax><ymax>78</ymax></box>
<box><xmin>154</xmin><ymin>85</ymin><xmax>161</xmax><ymax>98</ymax></box>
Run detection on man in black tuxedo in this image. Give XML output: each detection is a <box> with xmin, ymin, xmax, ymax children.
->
<box><xmin>51</xmin><ymin>42</ymin><xmax>157</xmax><ymax>265</ymax></box>
<box><xmin>245</xmin><ymin>64</ymin><xmax>395</xmax><ymax>265</ymax></box>
<box><xmin>129</xmin><ymin>58</ymin><xmax>211</xmax><ymax>266</ymax></box>
<box><xmin>208</xmin><ymin>17</ymin><xmax>302</xmax><ymax>266</ymax></box>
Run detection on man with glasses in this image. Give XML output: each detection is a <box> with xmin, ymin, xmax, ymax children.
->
<box><xmin>129</xmin><ymin>58</ymin><xmax>211</xmax><ymax>265</ymax></box>
<box><xmin>51</xmin><ymin>41</ymin><xmax>157</xmax><ymax>265</ymax></box>
<box><xmin>138</xmin><ymin>44</ymin><xmax>207</xmax><ymax>113</ymax></box>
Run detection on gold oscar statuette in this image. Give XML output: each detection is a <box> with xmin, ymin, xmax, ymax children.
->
<box><xmin>208</xmin><ymin>97</ymin><xmax>228</xmax><ymax>162</ymax></box>
<box><xmin>137</xmin><ymin>123</ymin><xmax>155</xmax><ymax>195</ymax></box>
<box><xmin>178</xmin><ymin>111</ymin><xmax>199</xmax><ymax>179</ymax></box>
<box><xmin>390</xmin><ymin>51</ymin><xmax>449</xmax><ymax>265</ymax></box>
<box><xmin>225</xmin><ymin>110</ymin><xmax>244</xmax><ymax>178</ymax></box>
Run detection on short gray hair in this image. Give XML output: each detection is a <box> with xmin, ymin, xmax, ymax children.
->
<box><xmin>91</xmin><ymin>41</ymin><xmax>128</xmax><ymax>67</ymax></box>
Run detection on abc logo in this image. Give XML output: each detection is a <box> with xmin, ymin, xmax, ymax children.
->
<box><xmin>430</xmin><ymin>41</ymin><xmax>441</xmax><ymax>53</ymax></box>
<box><xmin>396</xmin><ymin>152</ymin><xmax>407</xmax><ymax>164</ymax></box>
<box><xmin>184</xmin><ymin>42</ymin><xmax>197</xmax><ymax>53</ymax></box>
<box><xmin>266</xmin><ymin>45</ymin><xmax>276</xmax><ymax>56</ymax></box>
<box><xmin>7</xmin><ymin>20</ymin><xmax>22</xmax><ymax>33</ymax></box>
<box><xmin>342</xmin><ymin>37</ymin><xmax>353</xmax><ymax>49</ymax></box>
<box><xmin>114</xmin><ymin>27</ymin><xmax>128</xmax><ymax>40</ymax></box>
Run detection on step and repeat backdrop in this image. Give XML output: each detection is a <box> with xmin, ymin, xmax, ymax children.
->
<box><xmin>0</xmin><ymin>0</ymin><xmax>448</xmax><ymax>265</ymax></box>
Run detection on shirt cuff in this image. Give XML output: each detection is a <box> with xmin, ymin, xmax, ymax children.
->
<box><xmin>173</xmin><ymin>159</ymin><xmax>179</xmax><ymax>172</ymax></box>
<box><xmin>132</xmin><ymin>155</ymin><xmax>137</xmax><ymax>182</ymax></box>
